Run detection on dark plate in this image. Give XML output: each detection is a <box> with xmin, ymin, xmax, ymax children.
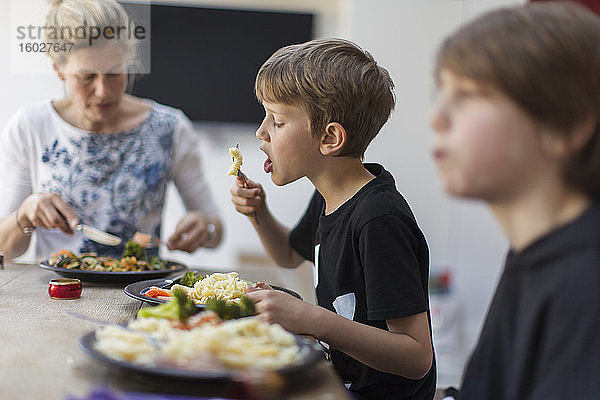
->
<box><xmin>38</xmin><ymin>261</ymin><xmax>186</xmax><ymax>284</ymax></box>
<box><xmin>79</xmin><ymin>329</ymin><xmax>324</xmax><ymax>382</ymax></box>
<box><xmin>124</xmin><ymin>274</ymin><xmax>302</xmax><ymax>308</ymax></box>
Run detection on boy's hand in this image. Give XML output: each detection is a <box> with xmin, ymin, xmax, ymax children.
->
<box><xmin>244</xmin><ymin>289</ymin><xmax>315</xmax><ymax>335</ymax></box>
<box><xmin>230</xmin><ymin>176</ymin><xmax>265</xmax><ymax>218</ymax></box>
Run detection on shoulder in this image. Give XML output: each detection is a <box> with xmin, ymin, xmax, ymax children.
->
<box><xmin>554</xmin><ymin>245</ymin><xmax>600</xmax><ymax>304</ymax></box>
<box><xmin>146</xmin><ymin>99</ymin><xmax>190</xmax><ymax>126</ymax></box>
<box><xmin>354</xmin><ymin>164</ymin><xmax>418</xmax><ymax>227</ymax></box>
<box><xmin>538</xmin><ymin>209</ymin><xmax>600</xmax><ymax>311</ymax></box>
<box><xmin>5</xmin><ymin>101</ymin><xmax>53</xmax><ymax>128</ymax></box>
<box><xmin>2</xmin><ymin>101</ymin><xmax>54</xmax><ymax>143</ymax></box>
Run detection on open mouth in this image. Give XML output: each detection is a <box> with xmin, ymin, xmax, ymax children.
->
<box><xmin>264</xmin><ymin>157</ymin><xmax>273</xmax><ymax>173</ymax></box>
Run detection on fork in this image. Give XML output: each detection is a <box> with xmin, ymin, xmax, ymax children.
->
<box><xmin>233</xmin><ymin>143</ymin><xmax>259</xmax><ymax>225</ymax></box>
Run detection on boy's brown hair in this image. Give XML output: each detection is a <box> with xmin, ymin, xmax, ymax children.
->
<box><xmin>255</xmin><ymin>38</ymin><xmax>395</xmax><ymax>158</ymax></box>
<box><xmin>435</xmin><ymin>2</ymin><xmax>600</xmax><ymax>199</ymax></box>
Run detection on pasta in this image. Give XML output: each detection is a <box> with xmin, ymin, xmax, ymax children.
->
<box><xmin>94</xmin><ymin>325</ymin><xmax>157</xmax><ymax>364</ymax></box>
<box><xmin>187</xmin><ymin>272</ymin><xmax>249</xmax><ymax>304</ymax></box>
<box><xmin>227</xmin><ymin>147</ymin><xmax>243</xmax><ymax>176</ymax></box>
<box><xmin>94</xmin><ymin>316</ymin><xmax>301</xmax><ymax>371</ymax></box>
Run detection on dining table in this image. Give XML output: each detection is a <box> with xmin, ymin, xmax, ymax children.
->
<box><xmin>0</xmin><ymin>261</ymin><xmax>352</xmax><ymax>400</ymax></box>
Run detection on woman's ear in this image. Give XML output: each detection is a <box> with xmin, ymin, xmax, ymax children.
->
<box><xmin>320</xmin><ymin>122</ymin><xmax>346</xmax><ymax>156</ymax></box>
<box><xmin>53</xmin><ymin>63</ymin><xmax>65</xmax><ymax>81</ymax></box>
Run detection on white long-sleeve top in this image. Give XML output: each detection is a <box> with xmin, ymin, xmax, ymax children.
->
<box><xmin>0</xmin><ymin>100</ymin><xmax>219</xmax><ymax>259</ymax></box>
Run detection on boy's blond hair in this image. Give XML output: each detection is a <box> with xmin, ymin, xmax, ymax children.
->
<box><xmin>255</xmin><ymin>38</ymin><xmax>395</xmax><ymax>158</ymax></box>
<box><xmin>435</xmin><ymin>2</ymin><xmax>600</xmax><ymax>199</ymax></box>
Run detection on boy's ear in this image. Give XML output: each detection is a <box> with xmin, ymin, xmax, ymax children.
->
<box><xmin>542</xmin><ymin>117</ymin><xmax>596</xmax><ymax>159</ymax></box>
<box><xmin>320</xmin><ymin>122</ymin><xmax>346</xmax><ymax>156</ymax></box>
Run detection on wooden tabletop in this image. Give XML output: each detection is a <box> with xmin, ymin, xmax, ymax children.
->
<box><xmin>0</xmin><ymin>262</ymin><xmax>350</xmax><ymax>400</ymax></box>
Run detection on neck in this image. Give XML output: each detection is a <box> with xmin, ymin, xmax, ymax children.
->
<box><xmin>489</xmin><ymin>179</ymin><xmax>590</xmax><ymax>252</ymax></box>
<box><xmin>309</xmin><ymin>159</ymin><xmax>375</xmax><ymax>215</ymax></box>
<box><xmin>55</xmin><ymin>95</ymin><xmax>135</xmax><ymax>133</ymax></box>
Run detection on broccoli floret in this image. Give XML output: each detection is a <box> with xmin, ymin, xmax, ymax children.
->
<box><xmin>173</xmin><ymin>288</ymin><xmax>197</xmax><ymax>322</ymax></box>
<box><xmin>179</xmin><ymin>271</ymin><xmax>203</xmax><ymax>287</ymax></box>
<box><xmin>137</xmin><ymin>300</ymin><xmax>179</xmax><ymax>320</ymax></box>
<box><xmin>205</xmin><ymin>296</ymin><xmax>256</xmax><ymax>320</ymax></box>
<box><xmin>122</xmin><ymin>240</ymin><xmax>146</xmax><ymax>260</ymax></box>
<box><xmin>239</xmin><ymin>296</ymin><xmax>256</xmax><ymax>317</ymax></box>
<box><xmin>148</xmin><ymin>256</ymin><xmax>167</xmax><ymax>270</ymax></box>
<box><xmin>205</xmin><ymin>298</ymin><xmax>228</xmax><ymax>319</ymax></box>
<box><xmin>137</xmin><ymin>288</ymin><xmax>197</xmax><ymax>323</ymax></box>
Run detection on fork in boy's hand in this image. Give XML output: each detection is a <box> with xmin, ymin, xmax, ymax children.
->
<box><xmin>229</xmin><ymin>143</ymin><xmax>258</xmax><ymax>224</ymax></box>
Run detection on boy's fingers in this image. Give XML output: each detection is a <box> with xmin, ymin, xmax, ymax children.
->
<box><xmin>235</xmin><ymin>205</ymin><xmax>258</xmax><ymax>215</ymax></box>
<box><xmin>236</xmin><ymin>176</ymin><xmax>262</xmax><ymax>192</ymax></box>
<box><xmin>230</xmin><ymin>186</ymin><xmax>261</xmax><ymax>199</ymax></box>
<box><xmin>244</xmin><ymin>290</ymin><xmax>268</xmax><ymax>302</ymax></box>
<box><xmin>237</xmin><ymin>196</ymin><xmax>261</xmax><ymax>208</ymax></box>
<box><xmin>232</xmin><ymin>196</ymin><xmax>261</xmax><ymax>209</ymax></box>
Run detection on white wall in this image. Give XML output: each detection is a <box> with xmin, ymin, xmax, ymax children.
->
<box><xmin>1</xmin><ymin>0</ymin><xmax>527</xmax><ymax>386</ymax></box>
<box><xmin>1</xmin><ymin>1</ymin><xmax>63</xmax><ymax>126</ymax></box>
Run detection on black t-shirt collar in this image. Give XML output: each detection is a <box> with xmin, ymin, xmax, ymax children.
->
<box><xmin>318</xmin><ymin>163</ymin><xmax>394</xmax><ymax>223</ymax></box>
<box><xmin>505</xmin><ymin>202</ymin><xmax>598</xmax><ymax>270</ymax></box>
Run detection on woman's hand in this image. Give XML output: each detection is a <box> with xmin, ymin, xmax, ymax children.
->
<box><xmin>230</xmin><ymin>177</ymin><xmax>265</xmax><ymax>218</ymax></box>
<box><xmin>166</xmin><ymin>211</ymin><xmax>220</xmax><ymax>252</ymax></box>
<box><xmin>244</xmin><ymin>289</ymin><xmax>317</xmax><ymax>335</ymax></box>
<box><xmin>18</xmin><ymin>193</ymin><xmax>79</xmax><ymax>235</ymax></box>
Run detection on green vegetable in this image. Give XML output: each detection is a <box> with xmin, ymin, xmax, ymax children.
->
<box><xmin>149</xmin><ymin>256</ymin><xmax>167</xmax><ymax>270</ymax></box>
<box><xmin>205</xmin><ymin>296</ymin><xmax>255</xmax><ymax>320</ymax></box>
<box><xmin>137</xmin><ymin>288</ymin><xmax>197</xmax><ymax>323</ymax></box>
<box><xmin>205</xmin><ymin>297</ymin><xmax>227</xmax><ymax>319</ymax></box>
<box><xmin>137</xmin><ymin>299</ymin><xmax>179</xmax><ymax>320</ymax></box>
<box><xmin>239</xmin><ymin>296</ymin><xmax>256</xmax><ymax>318</ymax></box>
<box><xmin>173</xmin><ymin>288</ymin><xmax>197</xmax><ymax>322</ymax></box>
<box><xmin>55</xmin><ymin>254</ymin><xmax>73</xmax><ymax>268</ymax></box>
<box><xmin>179</xmin><ymin>271</ymin><xmax>203</xmax><ymax>287</ymax></box>
<box><xmin>65</xmin><ymin>261</ymin><xmax>81</xmax><ymax>269</ymax></box>
<box><xmin>122</xmin><ymin>240</ymin><xmax>146</xmax><ymax>260</ymax></box>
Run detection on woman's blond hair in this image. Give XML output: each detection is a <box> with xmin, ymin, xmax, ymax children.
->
<box><xmin>45</xmin><ymin>0</ymin><xmax>137</xmax><ymax>69</ymax></box>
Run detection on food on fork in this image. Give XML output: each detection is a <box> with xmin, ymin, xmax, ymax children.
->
<box><xmin>227</xmin><ymin>146</ymin><xmax>243</xmax><ymax>176</ymax></box>
<box><xmin>132</xmin><ymin>232</ymin><xmax>152</xmax><ymax>248</ymax></box>
<box><xmin>227</xmin><ymin>143</ymin><xmax>258</xmax><ymax>224</ymax></box>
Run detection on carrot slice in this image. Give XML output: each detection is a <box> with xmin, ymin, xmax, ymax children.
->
<box><xmin>144</xmin><ymin>286</ymin><xmax>171</xmax><ymax>298</ymax></box>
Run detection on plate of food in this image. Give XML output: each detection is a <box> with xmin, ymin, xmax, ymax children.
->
<box><xmin>79</xmin><ymin>293</ymin><xmax>324</xmax><ymax>382</ymax></box>
<box><xmin>124</xmin><ymin>271</ymin><xmax>302</xmax><ymax>311</ymax></box>
<box><xmin>38</xmin><ymin>241</ymin><xmax>186</xmax><ymax>283</ymax></box>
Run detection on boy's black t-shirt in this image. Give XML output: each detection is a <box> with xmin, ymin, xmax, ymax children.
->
<box><xmin>459</xmin><ymin>203</ymin><xmax>600</xmax><ymax>400</ymax></box>
<box><xmin>290</xmin><ymin>163</ymin><xmax>436</xmax><ymax>400</ymax></box>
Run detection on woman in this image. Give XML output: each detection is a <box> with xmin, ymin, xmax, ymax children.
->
<box><xmin>0</xmin><ymin>0</ymin><xmax>222</xmax><ymax>261</ymax></box>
